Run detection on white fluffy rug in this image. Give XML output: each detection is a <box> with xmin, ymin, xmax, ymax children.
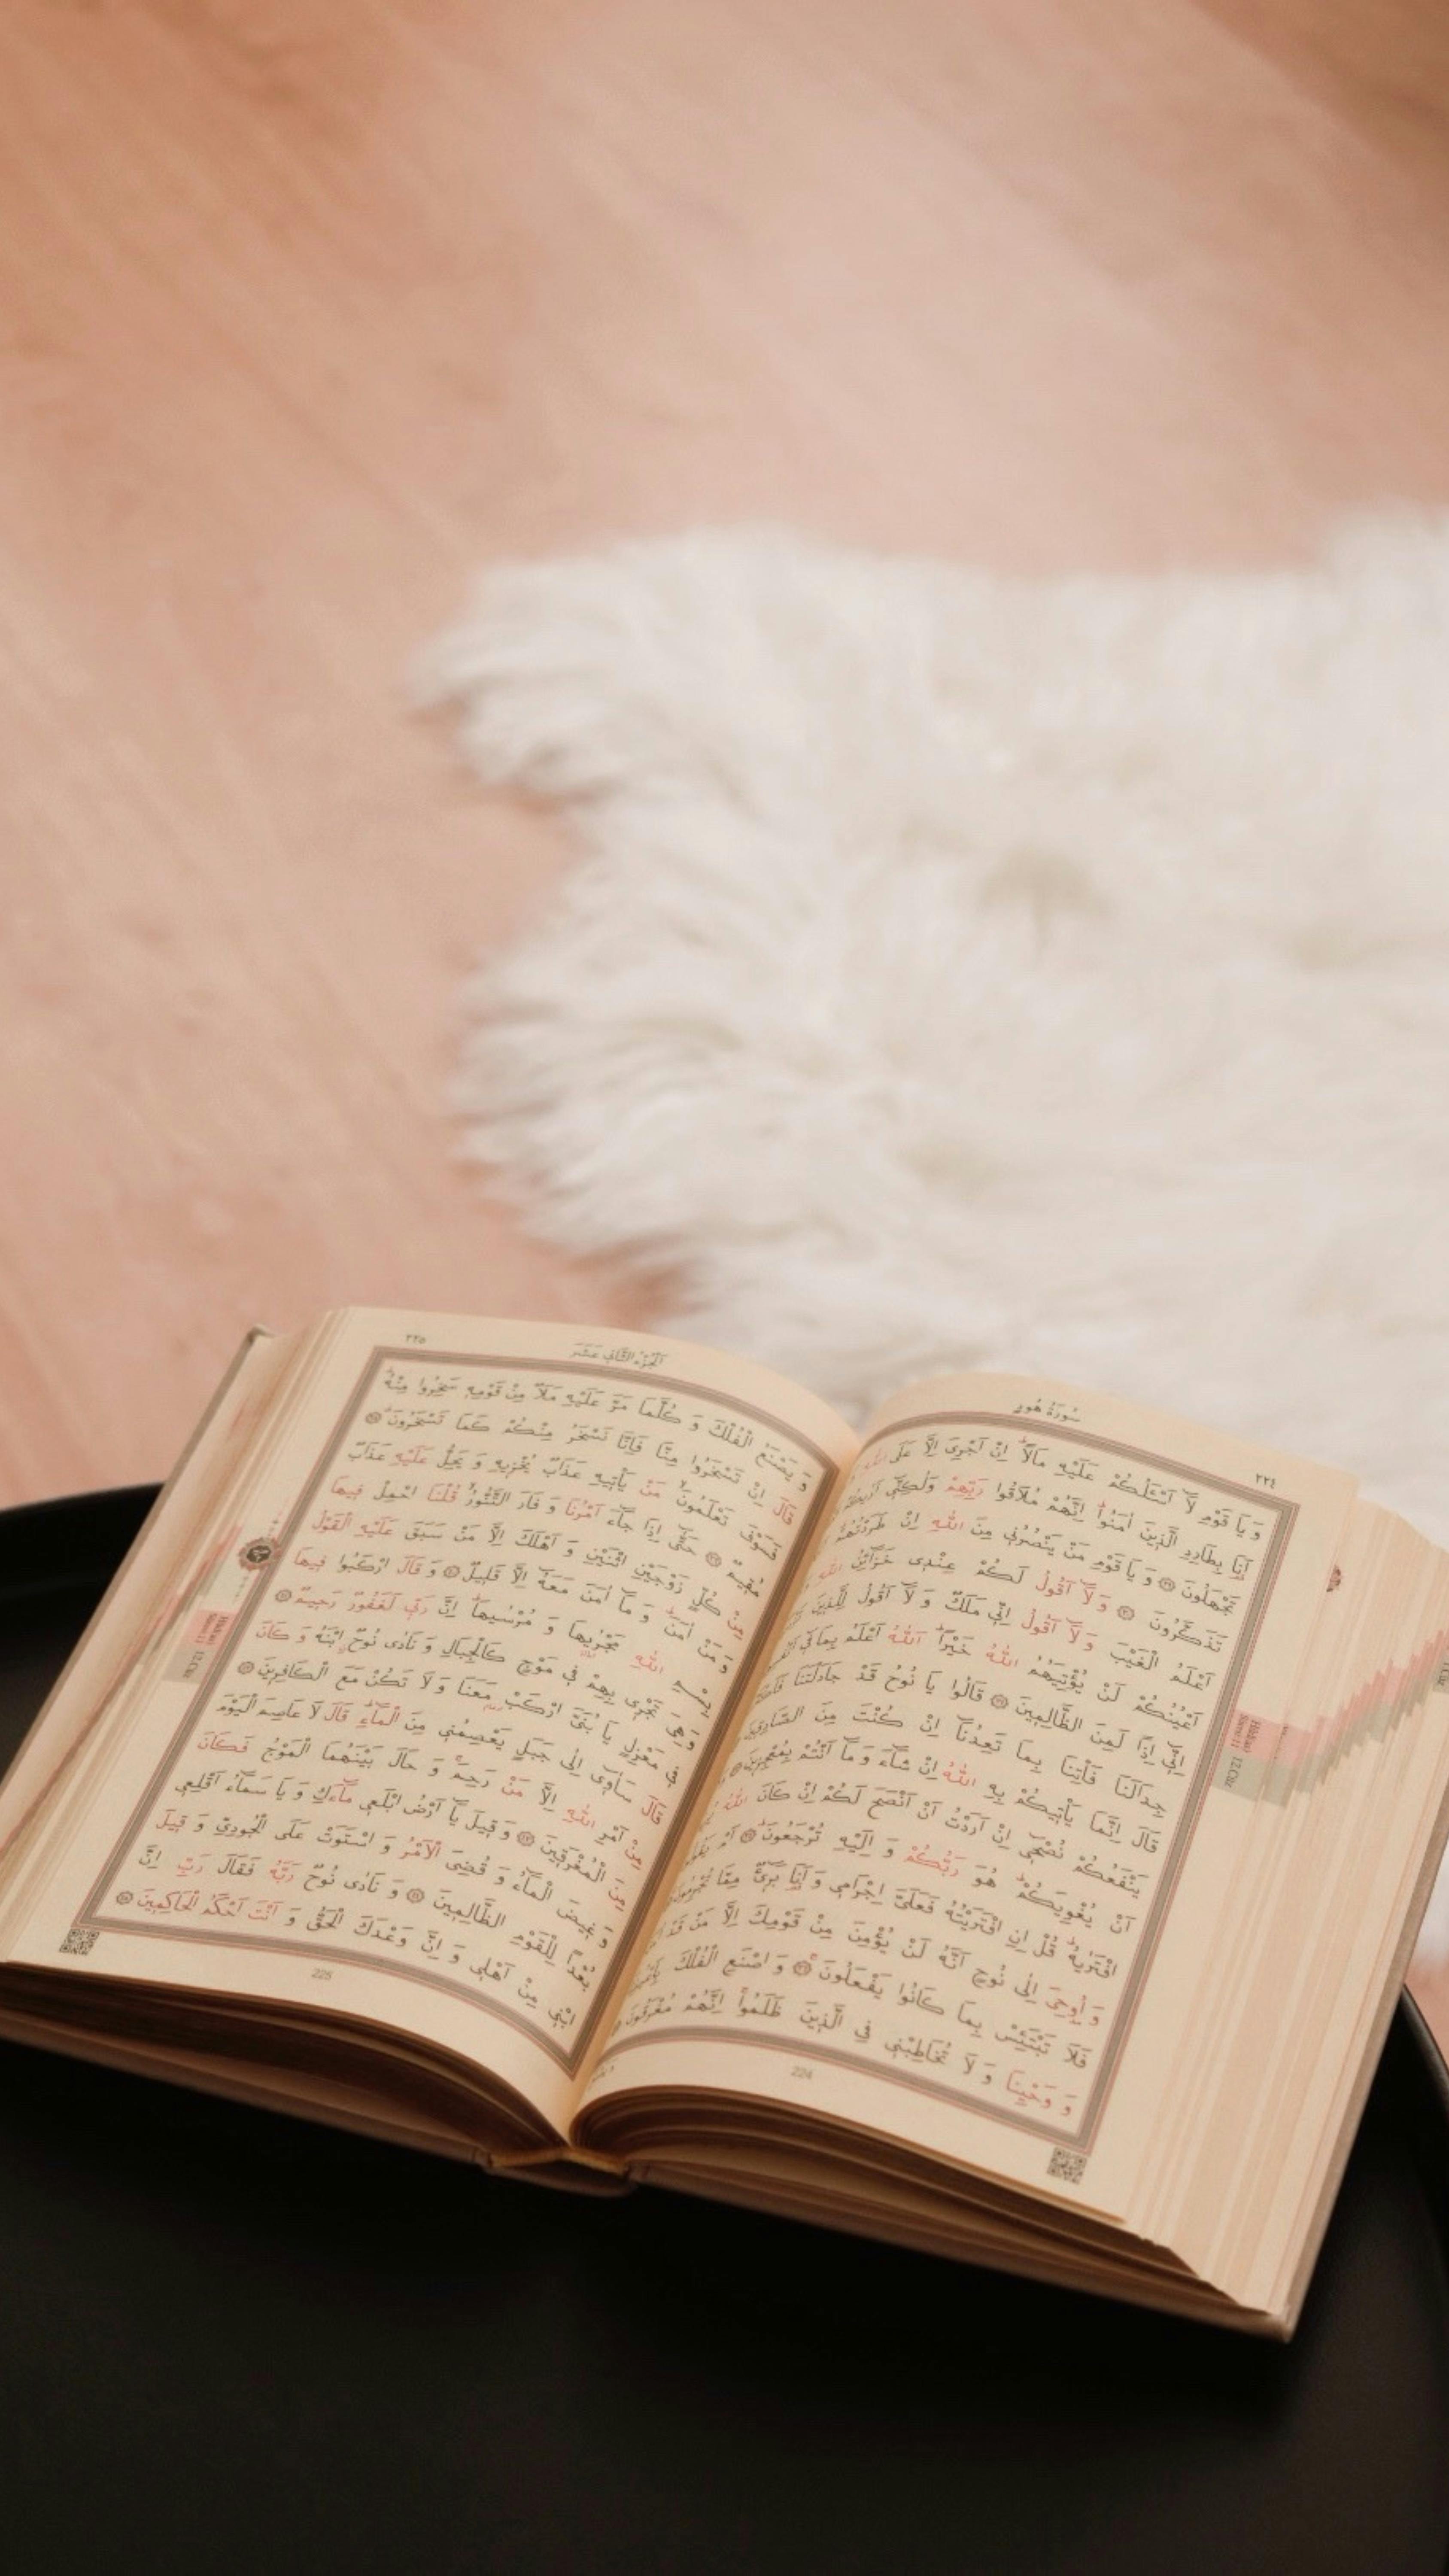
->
<box><xmin>419</xmin><ymin>518</ymin><xmax>1449</xmax><ymax>1955</ymax></box>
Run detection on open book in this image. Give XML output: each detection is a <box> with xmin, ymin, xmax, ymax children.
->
<box><xmin>2</xmin><ymin>1309</ymin><xmax>1447</xmax><ymax>2335</ymax></box>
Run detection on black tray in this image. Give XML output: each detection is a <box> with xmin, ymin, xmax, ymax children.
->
<box><xmin>2</xmin><ymin>1487</ymin><xmax>1448</xmax><ymax>2576</ymax></box>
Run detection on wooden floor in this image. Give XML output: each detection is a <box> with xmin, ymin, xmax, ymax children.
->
<box><xmin>3</xmin><ymin>0</ymin><xmax>1449</xmax><ymax>2038</ymax></box>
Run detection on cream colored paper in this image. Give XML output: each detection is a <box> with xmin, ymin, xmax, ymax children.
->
<box><xmin>0</xmin><ymin>1312</ymin><xmax>854</xmax><ymax>2133</ymax></box>
<box><xmin>583</xmin><ymin>1372</ymin><xmax>1356</xmax><ymax>2207</ymax></box>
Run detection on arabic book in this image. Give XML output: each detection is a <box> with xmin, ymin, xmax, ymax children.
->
<box><xmin>2</xmin><ymin>1308</ymin><xmax>1446</xmax><ymax>2334</ymax></box>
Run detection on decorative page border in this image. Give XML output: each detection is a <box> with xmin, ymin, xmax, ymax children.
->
<box><xmin>598</xmin><ymin>1412</ymin><xmax>1297</xmax><ymax>2154</ymax></box>
<box><xmin>66</xmin><ymin>1350</ymin><xmax>840</xmax><ymax>2078</ymax></box>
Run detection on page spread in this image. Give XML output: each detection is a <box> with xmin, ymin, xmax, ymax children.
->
<box><xmin>5</xmin><ymin>1313</ymin><xmax>1448</xmax><ymax>2328</ymax></box>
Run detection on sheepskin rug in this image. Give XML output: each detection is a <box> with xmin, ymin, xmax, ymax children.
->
<box><xmin>420</xmin><ymin>518</ymin><xmax>1449</xmax><ymax>1955</ymax></box>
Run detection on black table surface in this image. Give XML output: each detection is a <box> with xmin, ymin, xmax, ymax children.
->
<box><xmin>2</xmin><ymin>1486</ymin><xmax>1448</xmax><ymax>2576</ymax></box>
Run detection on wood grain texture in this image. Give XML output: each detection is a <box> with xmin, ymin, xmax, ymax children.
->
<box><xmin>3</xmin><ymin>3</ymin><xmax>1448</xmax><ymax>2031</ymax></box>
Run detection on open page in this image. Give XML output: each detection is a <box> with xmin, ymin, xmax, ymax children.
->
<box><xmin>578</xmin><ymin>1371</ymin><xmax>1358</xmax><ymax>2222</ymax></box>
<box><xmin>0</xmin><ymin>1311</ymin><xmax>854</xmax><ymax>2142</ymax></box>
